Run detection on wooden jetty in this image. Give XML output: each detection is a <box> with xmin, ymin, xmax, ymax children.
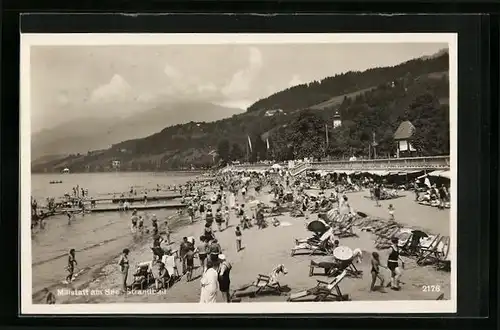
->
<box><xmin>62</xmin><ymin>203</ymin><xmax>187</xmax><ymax>213</ymax></box>
<box><xmin>67</xmin><ymin>194</ymin><xmax>183</xmax><ymax>204</ymax></box>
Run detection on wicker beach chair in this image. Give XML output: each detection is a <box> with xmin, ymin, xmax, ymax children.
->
<box><xmin>309</xmin><ymin>249</ymin><xmax>363</xmax><ymax>278</ymax></box>
<box><xmin>288</xmin><ymin>270</ymin><xmax>349</xmax><ymax>302</ymax></box>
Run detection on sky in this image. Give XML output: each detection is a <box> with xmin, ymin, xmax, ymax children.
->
<box><xmin>29</xmin><ymin>42</ymin><xmax>447</xmax><ymax>133</ymax></box>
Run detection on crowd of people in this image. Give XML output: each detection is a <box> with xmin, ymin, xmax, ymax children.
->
<box><xmin>41</xmin><ymin>167</ymin><xmax>449</xmax><ymax>304</ymax></box>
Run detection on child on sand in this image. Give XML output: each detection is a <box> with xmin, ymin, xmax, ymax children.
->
<box><xmin>223</xmin><ymin>206</ymin><xmax>230</xmax><ymax>229</ymax></box>
<box><xmin>370</xmin><ymin>252</ymin><xmax>386</xmax><ymax>292</ymax></box>
<box><xmin>388</xmin><ymin>204</ymin><xmax>395</xmax><ymax>221</ymax></box>
<box><xmin>215</xmin><ymin>209</ymin><xmax>224</xmax><ymax>232</ymax></box>
<box><xmin>235</xmin><ymin>226</ymin><xmax>242</xmax><ymax>252</ymax></box>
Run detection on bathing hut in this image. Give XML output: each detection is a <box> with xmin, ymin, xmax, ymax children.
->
<box><xmin>394</xmin><ymin>120</ymin><xmax>417</xmax><ymax>158</ymax></box>
<box><xmin>332</xmin><ymin>111</ymin><xmax>342</xmax><ymax>128</ymax></box>
<box><xmin>61</xmin><ymin>168</ymin><xmax>70</xmax><ymax>174</ymax></box>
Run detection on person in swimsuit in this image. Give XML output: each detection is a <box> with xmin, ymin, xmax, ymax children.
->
<box><xmin>164</xmin><ymin>220</ymin><xmax>171</xmax><ymax>244</ymax></box>
<box><xmin>118</xmin><ymin>248</ymin><xmax>130</xmax><ymax>292</ymax></box>
<box><xmin>184</xmin><ymin>248</ymin><xmax>195</xmax><ymax>282</ymax></box>
<box><xmin>199</xmin><ymin>202</ymin><xmax>206</xmax><ymax>217</ymax></box>
<box><xmin>205</xmin><ymin>209</ymin><xmax>214</xmax><ymax>228</ymax></box>
<box><xmin>235</xmin><ymin>226</ymin><xmax>242</xmax><ymax>252</ymax></box>
<box><xmin>223</xmin><ymin>206</ymin><xmax>230</xmax><ymax>229</ymax></box>
<box><xmin>187</xmin><ymin>204</ymin><xmax>195</xmax><ymax>223</ymax></box>
<box><xmin>43</xmin><ymin>288</ymin><xmax>56</xmax><ymax>304</ymax></box>
<box><xmin>374</xmin><ymin>184</ymin><xmax>381</xmax><ymax>207</ymax></box>
<box><xmin>388</xmin><ymin>204</ymin><xmax>395</xmax><ymax>221</ymax></box>
<box><xmin>370</xmin><ymin>252</ymin><xmax>386</xmax><ymax>292</ymax></box>
<box><xmin>218</xmin><ymin>254</ymin><xmax>232</xmax><ymax>303</ymax></box>
<box><xmin>438</xmin><ymin>184</ymin><xmax>449</xmax><ymax>209</ymax></box>
<box><xmin>138</xmin><ymin>216</ymin><xmax>144</xmax><ymax>233</ymax></box>
<box><xmin>209</xmin><ymin>239</ymin><xmax>222</xmax><ymax>263</ymax></box>
<box><xmin>66</xmin><ymin>249</ymin><xmax>77</xmax><ymax>283</ymax></box>
<box><xmin>130</xmin><ymin>214</ymin><xmax>138</xmax><ymax>233</ymax></box>
<box><xmin>387</xmin><ymin>237</ymin><xmax>405</xmax><ymax>290</ymax></box>
<box><xmin>66</xmin><ymin>211</ymin><xmax>73</xmax><ymax>225</ymax></box>
<box><xmin>179</xmin><ymin>237</ymin><xmax>191</xmax><ymax>275</ymax></box>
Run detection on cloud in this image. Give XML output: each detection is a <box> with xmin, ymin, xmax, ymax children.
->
<box><xmin>221</xmin><ymin>47</ymin><xmax>263</xmax><ymax>98</ymax></box>
<box><xmin>198</xmin><ymin>83</ymin><xmax>217</xmax><ymax>93</ymax></box>
<box><xmin>89</xmin><ymin>74</ymin><xmax>132</xmax><ymax>103</ymax></box>
<box><xmin>288</xmin><ymin>74</ymin><xmax>303</xmax><ymax>87</ymax></box>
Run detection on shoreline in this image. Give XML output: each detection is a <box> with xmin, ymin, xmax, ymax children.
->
<box><xmin>34</xmin><ymin>187</ymin><xmax>451</xmax><ymax>304</ymax></box>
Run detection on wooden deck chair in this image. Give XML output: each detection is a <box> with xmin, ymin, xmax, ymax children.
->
<box><xmin>253</xmin><ymin>274</ymin><xmax>283</xmax><ymax>295</ymax></box>
<box><xmin>288</xmin><ymin>270</ymin><xmax>349</xmax><ymax>302</ymax></box>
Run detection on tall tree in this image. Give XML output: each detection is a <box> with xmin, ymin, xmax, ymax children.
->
<box><xmin>217</xmin><ymin>139</ymin><xmax>230</xmax><ymax>164</ymax></box>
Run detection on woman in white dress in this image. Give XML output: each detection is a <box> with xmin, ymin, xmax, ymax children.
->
<box><xmin>199</xmin><ymin>260</ymin><xmax>219</xmax><ymax>303</ymax></box>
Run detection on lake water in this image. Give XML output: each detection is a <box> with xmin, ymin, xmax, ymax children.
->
<box><xmin>30</xmin><ymin>172</ymin><xmax>198</xmax><ymax>295</ymax></box>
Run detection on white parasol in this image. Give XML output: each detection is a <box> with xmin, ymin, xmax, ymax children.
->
<box><xmin>333</xmin><ymin>246</ymin><xmax>353</xmax><ymax>261</ymax></box>
<box><xmin>271</xmin><ymin>164</ymin><xmax>282</xmax><ymax>169</ymax></box>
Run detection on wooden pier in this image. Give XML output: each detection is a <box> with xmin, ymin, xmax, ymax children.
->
<box><xmin>62</xmin><ymin>202</ymin><xmax>187</xmax><ymax>213</ymax></box>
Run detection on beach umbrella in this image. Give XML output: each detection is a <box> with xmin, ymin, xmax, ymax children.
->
<box><xmin>307</xmin><ymin>219</ymin><xmax>330</xmax><ymax>234</ymax></box>
<box><xmin>326</xmin><ymin>208</ymin><xmax>339</xmax><ymax>221</ymax></box>
<box><xmin>333</xmin><ymin>246</ymin><xmax>353</xmax><ymax>261</ymax></box>
<box><xmin>319</xmin><ymin>227</ymin><xmax>334</xmax><ymax>241</ymax></box>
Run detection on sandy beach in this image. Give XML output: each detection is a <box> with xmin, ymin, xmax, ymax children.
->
<box><xmin>47</xmin><ymin>188</ymin><xmax>450</xmax><ymax>304</ymax></box>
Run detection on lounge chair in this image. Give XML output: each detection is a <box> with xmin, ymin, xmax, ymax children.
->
<box><xmin>131</xmin><ymin>262</ymin><xmax>154</xmax><ymax>290</ymax></box>
<box><xmin>291</xmin><ymin>238</ymin><xmax>333</xmax><ymax>256</ymax></box>
<box><xmin>231</xmin><ymin>264</ymin><xmax>288</xmax><ymax>299</ymax></box>
<box><xmin>162</xmin><ymin>254</ymin><xmax>180</xmax><ymax>280</ymax></box>
<box><xmin>417</xmin><ymin>235</ymin><xmax>451</xmax><ymax>270</ymax></box>
<box><xmin>333</xmin><ymin>220</ymin><xmax>357</xmax><ymax>238</ymax></box>
<box><xmin>288</xmin><ymin>270</ymin><xmax>349</xmax><ymax>302</ymax></box>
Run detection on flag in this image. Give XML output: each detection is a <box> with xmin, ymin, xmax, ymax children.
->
<box><xmin>325</xmin><ymin>124</ymin><xmax>329</xmax><ymax>146</ymax></box>
<box><xmin>247</xmin><ymin>135</ymin><xmax>253</xmax><ymax>152</ymax></box>
<box><xmin>266</xmin><ymin>138</ymin><xmax>270</xmax><ymax>150</ymax></box>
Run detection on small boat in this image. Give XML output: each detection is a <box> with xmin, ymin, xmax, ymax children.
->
<box><xmin>49</xmin><ymin>181</ymin><xmax>63</xmax><ymax>184</ymax></box>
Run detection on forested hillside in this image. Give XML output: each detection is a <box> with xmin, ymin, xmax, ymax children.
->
<box><xmin>32</xmin><ymin>51</ymin><xmax>450</xmax><ymax>173</ymax></box>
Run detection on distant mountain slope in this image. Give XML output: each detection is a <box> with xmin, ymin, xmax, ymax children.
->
<box><xmin>32</xmin><ymin>51</ymin><xmax>449</xmax><ymax>173</ymax></box>
<box><xmin>247</xmin><ymin>49</ymin><xmax>448</xmax><ymax>113</ymax></box>
<box><xmin>31</xmin><ymin>101</ymin><xmax>244</xmax><ymax>160</ymax></box>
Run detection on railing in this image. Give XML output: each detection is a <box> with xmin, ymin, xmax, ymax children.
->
<box><xmin>233</xmin><ymin>156</ymin><xmax>450</xmax><ymax>174</ymax></box>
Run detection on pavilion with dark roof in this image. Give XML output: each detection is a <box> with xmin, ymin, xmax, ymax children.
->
<box><xmin>393</xmin><ymin>120</ymin><xmax>417</xmax><ymax>158</ymax></box>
